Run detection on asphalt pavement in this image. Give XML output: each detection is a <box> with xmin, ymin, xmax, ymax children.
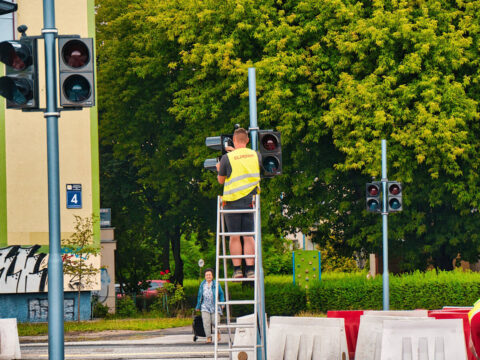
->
<box><xmin>20</xmin><ymin>326</ymin><xmax>233</xmax><ymax>359</ymax></box>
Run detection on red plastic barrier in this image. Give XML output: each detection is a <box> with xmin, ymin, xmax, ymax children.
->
<box><xmin>429</xmin><ymin>310</ymin><xmax>474</xmax><ymax>360</ymax></box>
<box><xmin>327</xmin><ymin>310</ymin><xmax>364</xmax><ymax>360</ymax></box>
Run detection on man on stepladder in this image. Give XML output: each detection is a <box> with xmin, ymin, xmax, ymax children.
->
<box><xmin>216</xmin><ymin>128</ymin><xmax>261</xmax><ymax>279</ymax></box>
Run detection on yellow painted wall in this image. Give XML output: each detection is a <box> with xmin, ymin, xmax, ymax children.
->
<box><xmin>0</xmin><ymin>0</ymin><xmax>101</xmax><ymax>292</ymax></box>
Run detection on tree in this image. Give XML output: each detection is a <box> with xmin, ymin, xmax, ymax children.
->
<box><xmin>96</xmin><ymin>0</ymin><xmax>480</xmax><ymax>275</ymax></box>
<box><xmin>62</xmin><ymin>215</ymin><xmax>100</xmax><ymax>321</ymax></box>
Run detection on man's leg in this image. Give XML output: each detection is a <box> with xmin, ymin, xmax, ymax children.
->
<box><xmin>243</xmin><ymin>236</ymin><xmax>255</xmax><ymax>266</ymax></box>
<box><xmin>229</xmin><ymin>235</ymin><xmax>242</xmax><ymax>267</ymax></box>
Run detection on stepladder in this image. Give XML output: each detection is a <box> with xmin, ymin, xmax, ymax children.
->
<box><xmin>214</xmin><ymin>195</ymin><xmax>265</xmax><ymax>360</ymax></box>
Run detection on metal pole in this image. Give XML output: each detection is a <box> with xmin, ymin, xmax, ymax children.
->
<box><xmin>248</xmin><ymin>67</ymin><xmax>267</xmax><ymax>360</ymax></box>
<box><xmin>381</xmin><ymin>139</ymin><xmax>389</xmax><ymax>310</ymax></box>
<box><xmin>42</xmin><ymin>0</ymin><xmax>64</xmax><ymax>358</ymax></box>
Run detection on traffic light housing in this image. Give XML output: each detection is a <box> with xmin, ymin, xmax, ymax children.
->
<box><xmin>0</xmin><ymin>0</ymin><xmax>17</xmax><ymax>15</ymax></box>
<box><xmin>58</xmin><ymin>37</ymin><xmax>95</xmax><ymax>107</ymax></box>
<box><xmin>387</xmin><ymin>181</ymin><xmax>403</xmax><ymax>212</ymax></box>
<box><xmin>0</xmin><ymin>38</ymin><xmax>39</xmax><ymax>109</ymax></box>
<box><xmin>366</xmin><ymin>182</ymin><xmax>381</xmax><ymax>212</ymax></box>
<box><xmin>258</xmin><ymin>130</ymin><xmax>282</xmax><ymax>177</ymax></box>
<box><xmin>204</xmin><ymin>134</ymin><xmax>233</xmax><ymax>171</ymax></box>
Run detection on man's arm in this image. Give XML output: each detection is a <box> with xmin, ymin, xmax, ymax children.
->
<box><xmin>217</xmin><ymin>155</ymin><xmax>230</xmax><ymax>184</ymax></box>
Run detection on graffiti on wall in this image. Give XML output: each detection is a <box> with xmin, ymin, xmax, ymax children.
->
<box><xmin>0</xmin><ymin>245</ymin><xmax>48</xmax><ymax>293</ymax></box>
<box><xmin>29</xmin><ymin>298</ymin><xmax>75</xmax><ymax>321</ymax></box>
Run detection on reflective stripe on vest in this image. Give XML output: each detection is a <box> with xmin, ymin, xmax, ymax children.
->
<box><xmin>223</xmin><ymin>147</ymin><xmax>260</xmax><ymax>202</ymax></box>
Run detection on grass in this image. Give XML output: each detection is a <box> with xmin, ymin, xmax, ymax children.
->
<box><xmin>18</xmin><ymin>317</ymin><xmax>192</xmax><ymax>336</ymax></box>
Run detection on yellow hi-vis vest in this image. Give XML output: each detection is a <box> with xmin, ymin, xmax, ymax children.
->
<box><xmin>223</xmin><ymin>147</ymin><xmax>260</xmax><ymax>202</ymax></box>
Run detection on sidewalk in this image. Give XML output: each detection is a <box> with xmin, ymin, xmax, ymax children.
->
<box><xmin>20</xmin><ymin>326</ymin><xmax>227</xmax><ymax>347</ymax></box>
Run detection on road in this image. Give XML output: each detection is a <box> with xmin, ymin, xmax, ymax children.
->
<box><xmin>20</xmin><ymin>326</ymin><xmax>234</xmax><ymax>360</ymax></box>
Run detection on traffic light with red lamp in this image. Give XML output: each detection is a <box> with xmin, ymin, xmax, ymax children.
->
<box><xmin>0</xmin><ymin>26</ymin><xmax>39</xmax><ymax>109</ymax></box>
<box><xmin>258</xmin><ymin>130</ymin><xmax>282</xmax><ymax>177</ymax></box>
<box><xmin>366</xmin><ymin>180</ymin><xmax>403</xmax><ymax>213</ymax></box>
<box><xmin>387</xmin><ymin>181</ymin><xmax>402</xmax><ymax>212</ymax></box>
<box><xmin>366</xmin><ymin>182</ymin><xmax>381</xmax><ymax>212</ymax></box>
<box><xmin>58</xmin><ymin>37</ymin><xmax>95</xmax><ymax>107</ymax></box>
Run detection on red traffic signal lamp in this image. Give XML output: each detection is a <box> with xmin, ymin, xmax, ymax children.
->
<box><xmin>366</xmin><ymin>182</ymin><xmax>381</xmax><ymax>212</ymax></box>
<box><xmin>258</xmin><ymin>130</ymin><xmax>282</xmax><ymax>177</ymax></box>
<box><xmin>387</xmin><ymin>181</ymin><xmax>402</xmax><ymax>212</ymax></box>
<box><xmin>0</xmin><ymin>37</ymin><xmax>39</xmax><ymax>109</ymax></box>
<box><xmin>58</xmin><ymin>38</ymin><xmax>95</xmax><ymax>107</ymax></box>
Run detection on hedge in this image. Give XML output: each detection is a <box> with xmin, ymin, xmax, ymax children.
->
<box><xmin>309</xmin><ymin>270</ymin><xmax>480</xmax><ymax>312</ymax></box>
<box><xmin>184</xmin><ymin>270</ymin><xmax>480</xmax><ymax>317</ymax></box>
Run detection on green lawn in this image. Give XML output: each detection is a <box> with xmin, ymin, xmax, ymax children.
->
<box><xmin>18</xmin><ymin>317</ymin><xmax>192</xmax><ymax>336</ymax></box>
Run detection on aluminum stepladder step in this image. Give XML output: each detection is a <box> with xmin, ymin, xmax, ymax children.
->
<box><xmin>214</xmin><ymin>195</ymin><xmax>263</xmax><ymax>360</ymax></box>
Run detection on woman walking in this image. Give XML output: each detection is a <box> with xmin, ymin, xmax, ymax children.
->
<box><xmin>195</xmin><ymin>268</ymin><xmax>225</xmax><ymax>343</ymax></box>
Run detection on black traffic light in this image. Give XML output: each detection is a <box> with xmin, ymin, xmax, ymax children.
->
<box><xmin>258</xmin><ymin>130</ymin><xmax>282</xmax><ymax>177</ymax></box>
<box><xmin>203</xmin><ymin>134</ymin><xmax>233</xmax><ymax>171</ymax></box>
<box><xmin>366</xmin><ymin>182</ymin><xmax>381</xmax><ymax>212</ymax></box>
<box><xmin>387</xmin><ymin>181</ymin><xmax>403</xmax><ymax>212</ymax></box>
<box><xmin>0</xmin><ymin>0</ymin><xmax>17</xmax><ymax>15</ymax></box>
<box><xmin>0</xmin><ymin>37</ymin><xmax>39</xmax><ymax>109</ymax></box>
<box><xmin>58</xmin><ymin>37</ymin><xmax>95</xmax><ymax>107</ymax></box>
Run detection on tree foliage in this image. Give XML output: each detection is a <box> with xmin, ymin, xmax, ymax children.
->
<box><xmin>96</xmin><ymin>0</ymin><xmax>480</xmax><ymax>281</ymax></box>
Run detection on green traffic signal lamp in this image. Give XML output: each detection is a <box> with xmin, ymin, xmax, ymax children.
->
<box><xmin>366</xmin><ymin>182</ymin><xmax>381</xmax><ymax>213</ymax></box>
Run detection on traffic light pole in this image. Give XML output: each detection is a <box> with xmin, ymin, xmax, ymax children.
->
<box><xmin>43</xmin><ymin>0</ymin><xmax>65</xmax><ymax>359</ymax></box>
<box><xmin>248</xmin><ymin>67</ymin><xmax>267</xmax><ymax>360</ymax></box>
<box><xmin>381</xmin><ymin>139</ymin><xmax>389</xmax><ymax>310</ymax></box>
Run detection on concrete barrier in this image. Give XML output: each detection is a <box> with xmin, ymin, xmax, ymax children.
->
<box><xmin>381</xmin><ymin>318</ymin><xmax>467</xmax><ymax>360</ymax></box>
<box><xmin>268</xmin><ymin>316</ymin><xmax>349</xmax><ymax>360</ymax></box>
<box><xmin>355</xmin><ymin>315</ymin><xmax>432</xmax><ymax>360</ymax></box>
<box><xmin>0</xmin><ymin>318</ymin><xmax>21</xmax><ymax>359</ymax></box>
<box><xmin>233</xmin><ymin>314</ymin><xmax>256</xmax><ymax>360</ymax></box>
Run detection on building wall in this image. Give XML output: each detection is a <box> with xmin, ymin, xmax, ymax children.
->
<box><xmin>0</xmin><ymin>0</ymin><xmax>100</xmax><ymax>298</ymax></box>
<box><xmin>0</xmin><ymin>292</ymin><xmax>92</xmax><ymax>322</ymax></box>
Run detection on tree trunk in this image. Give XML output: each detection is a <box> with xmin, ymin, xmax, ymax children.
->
<box><xmin>170</xmin><ymin>226</ymin><xmax>184</xmax><ymax>285</ymax></box>
<box><xmin>160</xmin><ymin>235</ymin><xmax>170</xmax><ymax>273</ymax></box>
<box><xmin>77</xmin><ymin>273</ymin><xmax>82</xmax><ymax>322</ymax></box>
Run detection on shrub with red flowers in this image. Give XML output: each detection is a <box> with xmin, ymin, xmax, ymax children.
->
<box><xmin>152</xmin><ymin>269</ymin><xmax>186</xmax><ymax>316</ymax></box>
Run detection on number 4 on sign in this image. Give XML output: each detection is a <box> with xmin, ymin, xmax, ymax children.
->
<box><xmin>71</xmin><ymin>194</ymin><xmax>78</xmax><ymax>204</ymax></box>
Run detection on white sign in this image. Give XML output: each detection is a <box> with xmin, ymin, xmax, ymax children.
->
<box><xmin>198</xmin><ymin>259</ymin><xmax>204</xmax><ymax>268</ymax></box>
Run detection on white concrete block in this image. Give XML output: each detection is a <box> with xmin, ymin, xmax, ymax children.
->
<box><xmin>0</xmin><ymin>318</ymin><xmax>21</xmax><ymax>359</ymax></box>
<box><xmin>380</xmin><ymin>319</ymin><xmax>467</xmax><ymax>360</ymax></box>
<box><xmin>355</xmin><ymin>315</ymin><xmax>432</xmax><ymax>360</ymax></box>
<box><xmin>233</xmin><ymin>314</ymin><xmax>256</xmax><ymax>360</ymax></box>
<box><xmin>267</xmin><ymin>316</ymin><xmax>349</xmax><ymax>360</ymax></box>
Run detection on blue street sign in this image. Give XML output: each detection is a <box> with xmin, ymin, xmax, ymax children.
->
<box><xmin>66</xmin><ymin>184</ymin><xmax>82</xmax><ymax>209</ymax></box>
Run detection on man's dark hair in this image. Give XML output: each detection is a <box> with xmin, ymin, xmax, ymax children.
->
<box><xmin>204</xmin><ymin>268</ymin><xmax>214</xmax><ymax>276</ymax></box>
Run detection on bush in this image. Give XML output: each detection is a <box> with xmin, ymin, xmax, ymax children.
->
<box><xmin>183</xmin><ymin>276</ymin><xmax>308</xmax><ymax>318</ymax></box>
<box><xmin>92</xmin><ymin>299</ymin><xmax>110</xmax><ymax>318</ymax></box>
<box><xmin>116</xmin><ymin>296</ymin><xmax>138</xmax><ymax>317</ymax></box>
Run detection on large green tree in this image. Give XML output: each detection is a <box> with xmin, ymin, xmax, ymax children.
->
<box><xmin>97</xmin><ymin>0</ymin><xmax>480</xmax><ymax>281</ymax></box>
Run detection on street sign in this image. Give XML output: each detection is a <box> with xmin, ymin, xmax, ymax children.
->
<box><xmin>100</xmin><ymin>208</ymin><xmax>111</xmax><ymax>227</ymax></box>
<box><xmin>66</xmin><ymin>184</ymin><xmax>82</xmax><ymax>209</ymax></box>
<box><xmin>198</xmin><ymin>259</ymin><xmax>204</xmax><ymax>268</ymax></box>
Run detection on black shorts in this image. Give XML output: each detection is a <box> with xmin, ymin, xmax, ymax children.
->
<box><xmin>224</xmin><ymin>196</ymin><xmax>254</xmax><ymax>233</ymax></box>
